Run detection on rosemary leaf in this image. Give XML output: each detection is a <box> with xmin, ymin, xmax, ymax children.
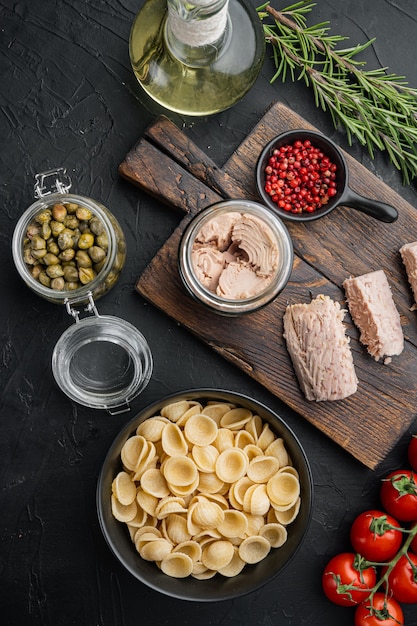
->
<box><xmin>258</xmin><ymin>2</ymin><xmax>417</xmax><ymax>184</ymax></box>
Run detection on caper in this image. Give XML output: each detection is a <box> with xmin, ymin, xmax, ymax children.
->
<box><xmin>43</xmin><ymin>252</ymin><xmax>60</xmax><ymax>266</ymax></box>
<box><xmin>51</xmin><ymin>277</ymin><xmax>65</xmax><ymax>291</ymax></box>
<box><xmin>39</xmin><ymin>270</ymin><xmax>51</xmax><ymax>287</ymax></box>
<box><xmin>59</xmin><ymin>248</ymin><xmax>75</xmax><ymax>262</ymax></box>
<box><xmin>24</xmin><ymin>246</ymin><xmax>37</xmax><ymax>265</ymax></box>
<box><xmin>31</xmin><ymin>265</ymin><xmax>42</xmax><ymax>280</ymax></box>
<box><xmin>63</xmin><ymin>266</ymin><xmax>79</xmax><ymax>282</ymax></box>
<box><xmin>105</xmin><ymin>270</ymin><xmax>118</xmax><ymax>290</ymax></box>
<box><xmin>88</xmin><ymin>246</ymin><xmax>106</xmax><ymax>264</ymax></box>
<box><xmin>113</xmin><ymin>253</ymin><xmax>124</xmax><ymax>272</ymax></box>
<box><xmin>41</xmin><ymin>222</ymin><xmax>52</xmax><ymax>240</ymax></box>
<box><xmin>78</xmin><ymin>221</ymin><xmax>91</xmax><ymax>234</ymax></box>
<box><xmin>94</xmin><ymin>259</ymin><xmax>106</xmax><ymax>273</ymax></box>
<box><xmin>78</xmin><ymin>232</ymin><xmax>94</xmax><ymax>249</ymax></box>
<box><xmin>31</xmin><ymin>234</ymin><xmax>46</xmax><ymax>250</ymax></box>
<box><xmin>27</xmin><ymin>224</ymin><xmax>40</xmax><ymax>238</ymax></box>
<box><xmin>65</xmin><ymin>281</ymin><xmax>80</xmax><ymax>291</ymax></box>
<box><xmin>50</xmin><ymin>220</ymin><xmax>65</xmax><ymax>237</ymax></box>
<box><xmin>89</xmin><ymin>217</ymin><xmax>104</xmax><ymax>236</ymax></box>
<box><xmin>46</xmin><ymin>264</ymin><xmax>64</xmax><ymax>278</ymax></box>
<box><xmin>57</xmin><ymin>231</ymin><xmax>74</xmax><ymax>251</ymax></box>
<box><xmin>52</xmin><ymin>203</ymin><xmax>67</xmax><ymax>222</ymax></box>
<box><xmin>64</xmin><ymin>215</ymin><xmax>79</xmax><ymax>229</ymax></box>
<box><xmin>47</xmin><ymin>241</ymin><xmax>60</xmax><ymax>256</ymax></box>
<box><xmin>61</xmin><ymin>260</ymin><xmax>76</xmax><ymax>268</ymax></box>
<box><xmin>31</xmin><ymin>248</ymin><xmax>48</xmax><ymax>260</ymax></box>
<box><xmin>75</xmin><ymin>249</ymin><xmax>92</xmax><ymax>268</ymax></box>
<box><xmin>65</xmin><ymin>202</ymin><xmax>79</xmax><ymax>214</ymax></box>
<box><xmin>79</xmin><ymin>267</ymin><xmax>96</xmax><ymax>284</ymax></box>
<box><xmin>76</xmin><ymin>206</ymin><xmax>92</xmax><ymax>221</ymax></box>
<box><xmin>35</xmin><ymin>209</ymin><xmax>52</xmax><ymax>225</ymax></box>
<box><xmin>96</xmin><ymin>233</ymin><xmax>108</xmax><ymax>250</ymax></box>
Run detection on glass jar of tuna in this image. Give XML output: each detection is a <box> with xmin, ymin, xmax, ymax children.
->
<box><xmin>12</xmin><ymin>168</ymin><xmax>126</xmax><ymax>304</ymax></box>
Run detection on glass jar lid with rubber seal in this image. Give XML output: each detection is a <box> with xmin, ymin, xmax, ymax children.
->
<box><xmin>12</xmin><ymin>168</ymin><xmax>153</xmax><ymax>414</ymax></box>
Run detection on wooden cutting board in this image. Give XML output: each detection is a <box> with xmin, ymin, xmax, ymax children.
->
<box><xmin>119</xmin><ymin>101</ymin><xmax>417</xmax><ymax>470</ymax></box>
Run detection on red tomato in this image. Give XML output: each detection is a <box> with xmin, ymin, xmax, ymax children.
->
<box><xmin>409</xmin><ymin>435</ymin><xmax>417</xmax><ymax>473</ymax></box>
<box><xmin>382</xmin><ymin>552</ymin><xmax>417</xmax><ymax>603</ymax></box>
<box><xmin>354</xmin><ymin>593</ymin><xmax>404</xmax><ymax>626</ymax></box>
<box><xmin>380</xmin><ymin>470</ymin><xmax>417</xmax><ymax>522</ymax></box>
<box><xmin>350</xmin><ymin>509</ymin><xmax>403</xmax><ymax>562</ymax></box>
<box><xmin>322</xmin><ymin>552</ymin><xmax>377</xmax><ymax>606</ymax></box>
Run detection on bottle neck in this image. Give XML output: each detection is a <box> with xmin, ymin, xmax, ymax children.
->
<box><xmin>165</xmin><ymin>0</ymin><xmax>231</xmax><ymax>67</ymax></box>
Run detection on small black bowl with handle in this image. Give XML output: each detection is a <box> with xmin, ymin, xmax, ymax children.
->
<box><xmin>256</xmin><ymin>129</ymin><xmax>398</xmax><ymax>223</ymax></box>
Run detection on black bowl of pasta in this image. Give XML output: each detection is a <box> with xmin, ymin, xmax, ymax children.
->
<box><xmin>97</xmin><ymin>389</ymin><xmax>313</xmax><ymax>601</ymax></box>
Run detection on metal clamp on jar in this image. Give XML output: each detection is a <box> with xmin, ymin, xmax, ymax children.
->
<box><xmin>12</xmin><ymin>168</ymin><xmax>153</xmax><ymax>414</ymax></box>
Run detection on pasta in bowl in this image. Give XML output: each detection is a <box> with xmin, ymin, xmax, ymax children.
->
<box><xmin>97</xmin><ymin>389</ymin><xmax>313</xmax><ymax>601</ymax></box>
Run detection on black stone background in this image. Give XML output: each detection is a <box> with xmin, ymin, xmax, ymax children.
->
<box><xmin>1</xmin><ymin>0</ymin><xmax>417</xmax><ymax>624</ymax></box>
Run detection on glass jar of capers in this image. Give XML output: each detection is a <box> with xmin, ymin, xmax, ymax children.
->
<box><xmin>12</xmin><ymin>181</ymin><xmax>126</xmax><ymax>304</ymax></box>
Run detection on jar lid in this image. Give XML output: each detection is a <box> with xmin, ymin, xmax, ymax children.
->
<box><xmin>52</xmin><ymin>299</ymin><xmax>153</xmax><ymax>414</ymax></box>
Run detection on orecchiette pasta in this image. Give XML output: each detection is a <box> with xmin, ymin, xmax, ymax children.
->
<box><xmin>111</xmin><ymin>399</ymin><xmax>301</xmax><ymax>579</ymax></box>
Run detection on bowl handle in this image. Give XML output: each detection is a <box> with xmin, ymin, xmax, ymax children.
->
<box><xmin>342</xmin><ymin>187</ymin><xmax>398</xmax><ymax>223</ymax></box>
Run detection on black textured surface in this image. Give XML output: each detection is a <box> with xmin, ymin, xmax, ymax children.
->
<box><xmin>1</xmin><ymin>1</ymin><xmax>417</xmax><ymax>625</ymax></box>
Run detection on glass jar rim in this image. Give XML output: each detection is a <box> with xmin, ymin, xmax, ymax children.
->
<box><xmin>12</xmin><ymin>192</ymin><xmax>117</xmax><ymax>303</ymax></box>
<box><xmin>178</xmin><ymin>199</ymin><xmax>294</xmax><ymax>315</ymax></box>
<box><xmin>52</xmin><ymin>315</ymin><xmax>153</xmax><ymax>412</ymax></box>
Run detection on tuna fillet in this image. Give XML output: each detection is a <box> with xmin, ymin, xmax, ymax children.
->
<box><xmin>283</xmin><ymin>294</ymin><xmax>358</xmax><ymax>402</ymax></box>
<box><xmin>343</xmin><ymin>270</ymin><xmax>403</xmax><ymax>362</ymax></box>
<box><xmin>400</xmin><ymin>241</ymin><xmax>417</xmax><ymax>307</ymax></box>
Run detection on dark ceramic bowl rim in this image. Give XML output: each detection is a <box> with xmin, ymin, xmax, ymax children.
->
<box><xmin>255</xmin><ymin>129</ymin><xmax>398</xmax><ymax>223</ymax></box>
<box><xmin>96</xmin><ymin>388</ymin><xmax>314</xmax><ymax>602</ymax></box>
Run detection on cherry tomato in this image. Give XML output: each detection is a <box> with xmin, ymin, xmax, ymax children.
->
<box><xmin>382</xmin><ymin>552</ymin><xmax>417</xmax><ymax>603</ymax></box>
<box><xmin>354</xmin><ymin>593</ymin><xmax>404</xmax><ymax>626</ymax></box>
<box><xmin>380</xmin><ymin>470</ymin><xmax>417</xmax><ymax>522</ymax></box>
<box><xmin>350</xmin><ymin>509</ymin><xmax>403</xmax><ymax>562</ymax></box>
<box><xmin>322</xmin><ymin>552</ymin><xmax>377</xmax><ymax>606</ymax></box>
<box><xmin>408</xmin><ymin>435</ymin><xmax>417</xmax><ymax>473</ymax></box>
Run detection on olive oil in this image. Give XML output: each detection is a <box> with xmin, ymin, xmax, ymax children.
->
<box><xmin>129</xmin><ymin>0</ymin><xmax>265</xmax><ymax>116</ymax></box>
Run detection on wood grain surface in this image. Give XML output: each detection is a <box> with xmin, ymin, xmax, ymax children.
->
<box><xmin>119</xmin><ymin>101</ymin><xmax>417</xmax><ymax>469</ymax></box>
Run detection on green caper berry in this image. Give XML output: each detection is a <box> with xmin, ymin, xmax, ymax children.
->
<box><xmin>41</xmin><ymin>222</ymin><xmax>52</xmax><ymax>240</ymax></box>
<box><xmin>76</xmin><ymin>206</ymin><xmax>93</xmax><ymax>221</ymax></box>
<box><xmin>63</xmin><ymin>266</ymin><xmax>79</xmax><ymax>282</ymax></box>
<box><xmin>94</xmin><ymin>259</ymin><xmax>106</xmax><ymax>273</ymax></box>
<box><xmin>96</xmin><ymin>233</ymin><xmax>108</xmax><ymax>250</ymax></box>
<box><xmin>39</xmin><ymin>270</ymin><xmax>51</xmax><ymax>287</ymax></box>
<box><xmin>46</xmin><ymin>264</ymin><xmax>64</xmax><ymax>278</ymax></box>
<box><xmin>59</xmin><ymin>248</ymin><xmax>75</xmax><ymax>262</ymax></box>
<box><xmin>31</xmin><ymin>248</ymin><xmax>48</xmax><ymax>260</ymax></box>
<box><xmin>79</xmin><ymin>267</ymin><xmax>96</xmax><ymax>284</ymax></box>
<box><xmin>75</xmin><ymin>250</ymin><xmax>92</xmax><ymax>268</ymax></box>
<box><xmin>65</xmin><ymin>202</ymin><xmax>79</xmax><ymax>214</ymax></box>
<box><xmin>65</xmin><ymin>281</ymin><xmax>80</xmax><ymax>291</ymax></box>
<box><xmin>24</xmin><ymin>246</ymin><xmax>37</xmax><ymax>265</ymax></box>
<box><xmin>89</xmin><ymin>217</ymin><xmax>104</xmax><ymax>236</ymax></box>
<box><xmin>27</xmin><ymin>223</ymin><xmax>40</xmax><ymax>237</ymax></box>
<box><xmin>43</xmin><ymin>252</ymin><xmax>60</xmax><ymax>266</ymax></box>
<box><xmin>52</xmin><ymin>203</ymin><xmax>67</xmax><ymax>222</ymax></box>
<box><xmin>61</xmin><ymin>260</ymin><xmax>76</xmax><ymax>267</ymax></box>
<box><xmin>31</xmin><ymin>234</ymin><xmax>47</xmax><ymax>250</ymax></box>
<box><xmin>47</xmin><ymin>241</ymin><xmax>60</xmax><ymax>256</ymax></box>
<box><xmin>88</xmin><ymin>246</ymin><xmax>106</xmax><ymax>264</ymax></box>
<box><xmin>31</xmin><ymin>265</ymin><xmax>42</xmax><ymax>280</ymax></box>
<box><xmin>50</xmin><ymin>220</ymin><xmax>65</xmax><ymax>237</ymax></box>
<box><xmin>78</xmin><ymin>221</ymin><xmax>91</xmax><ymax>234</ymax></box>
<box><xmin>51</xmin><ymin>277</ymin><xmax>65</xmax><ymax>291</ymax></box>
<box><xmin>64</xmin><ymin>215</ymin><xmax>79</xmax><ymax>229</ymax></box>
<box><xmin>78</xmin><ymin>232</ymin><xmax>94</xmax><ymax>249</ymax></box>
<box><xmin>35</xmin><ymin>209</ymin><xmax>52</xmax><ymax>225</ymax></box>
<box><xmin>57</xmin><ymin>231</ymin><xmax>74</xmax><ymax>251</ymax></box>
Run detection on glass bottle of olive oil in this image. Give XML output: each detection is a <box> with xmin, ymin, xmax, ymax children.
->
<box><xmin>129</xmin><ymin>0</ymin><xmax>265</xmax><ymax>116</ymax></box>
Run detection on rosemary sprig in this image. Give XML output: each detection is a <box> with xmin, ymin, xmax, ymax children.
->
<box><xmin>257</xmin><ymin>1</ymin><xmax>417</xmax><ymax>184</ymax></box>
